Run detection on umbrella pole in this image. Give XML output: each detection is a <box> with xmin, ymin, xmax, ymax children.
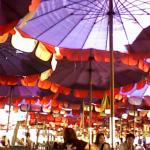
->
<box><xmin>7</xmin><ymin>86</ymin><xmax>13</xmax><ymax>132</ymax></box>
<box><xmin>89</xmin><ymin>50</ymin><xmax>93</xmax><ymax>150</ymax></box>
<box><xmin>109</xmin><ymin>0</ymin><xmax>115</xmax><ymax>149</ymax></box>
<box><xmin>133</xmin><ymin>106</ymin><xmax>136</xmax><ymax>134</ymax></box>
<box><xmin>82</xmin><ymin>99</ymin><xmax>85</xmax><ymax>140</ymax></box>
<box><xmin>25</xmin><ymin>104</ymin><xmax>29</xmax><ymax>130</ymax></box>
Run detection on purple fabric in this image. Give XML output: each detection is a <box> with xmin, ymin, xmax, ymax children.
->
<box><xmin>0</xmin><ymin>37</ymin><xmax>51</xmax><ymax>76</ymax></box>
<box><xmin>0</xmin><ymin>0</ymin><xmax>31</xmax><ymax>25</ymax></box>
<box><xmin>0</xmin><ymin>85</ymin><xmax>51</xmax><ymax>97</ymax></box>
<box><xmin>20</xmin><ymin>0</ymin><xmax>150</xmax><ymax>52</ymax></box>
<box><xmin>50</xmin><ymin>59</ymin><xmax>147</xmax><ymax>90</ymax></box>
<box><xmin>121</xmin><ymin>84</ymin><xmax>149</xmax><ymax>98</ymax></box>
<box><xmin>57</xmin><ymin>93</ymin><xmax>100</xmax><ymax>104</ymax></box>
<box><xmin>127</xmin><ymin>25</ymin><xmax>150</xmax><ymax>55</ymax></box>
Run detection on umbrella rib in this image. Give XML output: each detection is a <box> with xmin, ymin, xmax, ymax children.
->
<box><xmin>116</xmin><ymin>0</ymin><xmax>150</xmax><ymax>15</ymax></box>
<box><xmin>68</xmin><ymin>0</ymin><xmax>101</xmax><ymax>12</ymax></box>
<box><xmin>0</xmin><ymin>50</ymin><xmax>22</xmax><ymax>75</ymax></box>
<box><xmin>117</xmin><ymin>0</ymin><xmax>144</xmax><ymax>28</ymax></box>
<box><xmin>123</xmin><ymin>1</ymin><xmax>150</xmax><ymax>15</ymax></box>
<box><xmin>81</xmin><ymin>2</ymin><xmax>109</xmax><ymax>48</ymax></box>
<box><xmin>116</xmin><ymin>0</ymin><xmax>137</xmax><ymax>11</ymax></box>
<box><xmin>0</xmin><ymin>52</ymin><xmax>7</xmax><ymax>74</ymax></box>
<box><xmin>28</xmin><ymin>0</ymin><xmax>87</xmax><ymax>21</ymax></box>
<box><xmin>57</xmin><ymin>9</ymin><xmax>98</xmax><ymax>47</ymax></box>
<box><xmin>6</xmin><ymin>48</ymin><xmax>49</xmax><ymax>75</ymax></box>
<box><xmin>113</xmin><ymin>0</ymin><xmax>131</xmax><ymax>46</ymax></box>
<box><xmin>35</xmin><ymin>13</ymin><xmax>75</xmax><ymax>39</ymax></box>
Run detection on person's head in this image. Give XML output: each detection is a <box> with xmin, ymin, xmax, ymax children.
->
<box><xmin>95</xmin><ymin>133</ymin><xmax>105</xmax><ymax>145</ymax></box>
<box><xmin>26</xmin><ymin>132</ymin><xmax>30</xmax><ymax>138</ymax></box>
<box><xmin>63</xmin><ymin>127</ymin><xmax>77</xmax><ymax>143</ymax></box>
<box><xmin>126</xmin><ymin>133</ymin><xmax>135</xmax><ymax>146</ymax></box>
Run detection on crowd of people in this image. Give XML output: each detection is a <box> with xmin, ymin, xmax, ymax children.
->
<box><xmin>0</xmin><ymin>128</ymin><xmax>148</xmax><ymax>150</ymax></box>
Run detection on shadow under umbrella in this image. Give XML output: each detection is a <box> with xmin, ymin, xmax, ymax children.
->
<box><xmin>18</xmin><ymin>1</ymin><xmax>150</xmax><ymax>148</ymax></box>
<box><xmin>0</xmin><ymin>37</ymin><xmax>52</xmax><ymax>133</ymax></box>
<box><xmin>0</xmin><ymin>37</ymin><xmax>51</xmax><ymax>76</ymax></box>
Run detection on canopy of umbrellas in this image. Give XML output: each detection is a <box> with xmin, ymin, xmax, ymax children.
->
<box><xmin>1</xmin><ymin>0</ymin><xmax>150</xmax><ymax>144</ymax></box>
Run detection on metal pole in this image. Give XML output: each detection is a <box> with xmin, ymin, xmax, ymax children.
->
<box><xmin>89</xmin><ymin>50</ymin><xmax>93</xmax><ymax>150</ymax></box>
<box><xmin>7</xmin><ymin>86</ymin><xmax>13</xmax><ymax>132</ymax></box>
<box><xmin>108</xmin><ymin>0</ymin><xmax>115</xmax><ymax>149</ymax></box>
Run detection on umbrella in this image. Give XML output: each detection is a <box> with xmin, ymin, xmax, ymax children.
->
<box><xmin>18</xmin><ymin>0</ymin><xmax>150</xmax><ymax>147</ymax></box>
<box><xmin>0</xmin><ymin>37</ymin><xmax>51</xmax><ymax>76</ymax></box>
<box><xmin>0</xmin><ymin>85</ymin><xmax>51</xmax><ymax>97</ymax></box>
<box><xmin>121</xmin><ymin>84</ymin><xmax>150</xmax><ymax>108</ymax></box>
<box><xmin>127</xmin><ymin>25</ymin><xmax>150</xmax><ymax>58</ymax></box>
<box><xmin>0</xmin><ymin>0</ymin><xmax>40</xmax><ymax>35</ymax></box>
<box><xmin>49</xmin><ymin>59</ymin><xmax>147</xmax><ymax>94</ymax></box>
<box><xmin>0</xmin><ymin>85</ymin><xmax>52</xmax><ymax>131</ymax></box>
<box><xmin>19</xmin><ymin>0</ymin><xmax>150</xmax><ymax>53</ymax></box>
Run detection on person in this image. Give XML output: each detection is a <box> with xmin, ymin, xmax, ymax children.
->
<box><xmin>119</xmin><ymin>133</ymin><xmax>135</xmax><ymax>150</ymax></box>
<box><xmin>116</xmin><ymin>142</ymin><xmax>120</xmax><ymax>150</ymax></box>
<box><xmin>0</xmin><ymin>136</ymin><xmax>10</xmax><ymax>149</ymax></box>
<box><xmin>52</xmin><ymin>142</ymin><xmax>58</xmax><ymax>150</ymax></box>
<box><xmin>17</xmin><ymin>138</ymin><xmax>25</xmax><ymax>146</ymax></box>
<box><xmin>92</xmin><ymin>133</ymin><xmax>110</xmax><ymax>150</ymax></box>
<box><xmin>25</xmin><ymin>132</ymin><xmax>32</xmax><ymax>148</ymax></box>
<box><xmin>62</xmin><ymin>127</ymin><xmax>89</xmax><ymax>150</ymax></box>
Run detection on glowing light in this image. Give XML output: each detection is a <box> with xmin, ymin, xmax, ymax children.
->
<box><xmin>122</xmin><ymin>113</ymin><xmax>128</xmax><ymax>119</ymax></box>
<box><xmin>35</xmin><ymin>42</ymin><xmax>52</xmax><ymax>61</ymax></box>
<box><xmin>11</xmin><ymin>29</ymin><xmax>37</xmax><ymax>52</ymax></box>
<box><xmin>51</xmin><ymin>55</ymin><xmax>58</xmax><ymax>71</ymax></box>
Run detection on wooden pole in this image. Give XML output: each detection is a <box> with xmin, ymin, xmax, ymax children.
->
<box><xmin>108</xmin><ymin>0</ymin><xmax>115</xmax><ymax>149</ymax></box>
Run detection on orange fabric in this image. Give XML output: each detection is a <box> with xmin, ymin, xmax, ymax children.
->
<box><xmin>38</xmin><ymin>80</ymin><xmax>51</xmax><ymax>89</ymax></box>
<box><xmin>136</xmin><ymin>80</ymin><xmax>146</xmax><ymax>90</ymax></box>
<box><xmin>73</xmin><ymin>90</ymin><xmax>88</xmax><ymax>98</ymax></box>
<box><xmin>0</xmin><ymin>21</ymin><xmax>18</xmax><ymax>35</ymax></box>
<box><xmin>21</xmin><ymin>74</ymin><xmax>39</xmax><ymax>86</ymax></box>
<box><xmin>128</xmin><ymin>56</ymin><xmax>138</xmax><ymax>66</ymax></box>
<box><xmin>26</xmin><ymin>98</ymin><xmax>36</xmax><ymax>104</ymax></box>
<box><xmin>51</xmin><ymin>100</ymin><xmax>59</xmax><ymax>107</ymax></box>
<box><xmin>40</xmin><ymin>97</ymin><xmax>50</xmax><ymax>105</ymax></box>
<box><xmin>58</xmin><ymin>86</ymin><xmax>70</xmax><ymax>95</ymax></box>
<box><xmin>58</xmin><ymin>102</ymin><xmax>64</xmax><ymax>109</ymax></box>
<box><xmin>0</xmin><ymin>76</ymin><xmax>18</xmax><ymax>85</ymax></box>
<box><xmin>50</xmin><ymin>83</ymin><xmax>59</xmax><ymax>93</ymax></box>
<box><xmin>70</xmin><ymin>104</ymin><xmax>80</xmax><ymax>110</ymax></box>
<box><xmin>121</xmin><ymin>84</ymin><xmax>134</xmax><ymax>93</ymax></box>
<box><xmin>115</xmin><ymin>94</ymin><xmax>123</xmax><ymax>100</ymax></box>
<box><xmin>92</xmin><ymin>90</ymin><xmax>105</xmax><ymax>98</ymax></box>
<box><xmin>29</xmin><ymin>0</ymin><xmax>41</xmax><ymax>11</ymax></box>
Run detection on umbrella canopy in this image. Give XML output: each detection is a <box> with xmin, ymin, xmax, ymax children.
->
<box><xmin>0</xmin><ymin>37</ymin><xmax>51</xmax><ymax>76</ymax></box>
<box><xmin>127</xmin><ymin>25</ymin><xmax>150</xmax><ymax>58</ymax></box>
<box><xmin>49</xmin><ymin>59</ymin><xmax>147</xmax><ymax>96</ymax></box>
<box><xmin>121</xmin><ymin>84</ymin><xmax>150</xmax><ymax>108</ymax></box>
<box><xmin>0</xmin><ymin>85</ymin><xmax>51</xmax><ymax>97</ymax></box>
<box><xmin>0</xmin><ymin>0</ymin><xmax>40</xmax><ymax>35</ymax></box>
<box><xmin>19</xmin><ymin>0</ymin><xmax>150</xmax><ymax>53</ymax></box>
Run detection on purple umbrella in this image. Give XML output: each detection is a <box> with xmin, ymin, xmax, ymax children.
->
<box><xmin>121</xmin><ymin>84</ymin><xmax>150</xmax><ymax>108</ymax></box>
<box><xmin>0</xmin><ymin>85</ymin><xmax>51</xmax><ymax>97</ymax></box>
<box><xmin>0</xmin><ymin>85</ymin><xmax>52</xmax><ymax>131</ymax></box>
<box><xmin>0</xmin><ymin>37</ymin><xmax>51</xmax><ymax>76</ymax></box>
<box><xmin>127</xmin><ymin>25</ymin><xmax>150</xmax><ymax>58</ymax></box>
<box><xmin>19</xmin><ymin>1</ymin><xmax>150</xmax><ymax>147</ymax></box>
<box><xmin>19</xmin><ymin>0</ymin><xmax>150</xmax><ymax>52</ymax></box>
<box><xmin>50</xmin><ymin>59</ymin><xmax>147</xmax><ymax>91</ymax></box>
